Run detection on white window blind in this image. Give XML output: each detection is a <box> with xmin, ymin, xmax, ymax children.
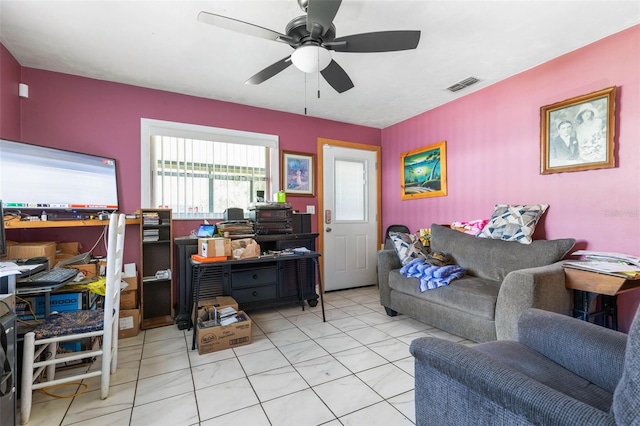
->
<box><xmin>141</xmin><ymin>119</ymin><xmax>279</xmax><ymax>219</ymax></box>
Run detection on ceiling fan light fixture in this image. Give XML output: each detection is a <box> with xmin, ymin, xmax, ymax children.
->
<box><xmin>291</xmin><ymin>44</ymin><xmax>332</xmax><ymax>73</ymax></box>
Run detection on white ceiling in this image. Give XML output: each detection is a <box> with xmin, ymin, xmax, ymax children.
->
<box><xmin>1</xmin><ymin>1</ymin><xmax>638</xmax><ymax>129</ymax></box>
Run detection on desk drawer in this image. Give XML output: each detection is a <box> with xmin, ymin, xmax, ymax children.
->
<box><xmin>232</xmin><ymin>285</ymin><xmax>277</xmax><ymax>304</ymax></box>
<box><xmin>231</xmin><ymin>267</ymin><xmax>277</xmax><ymax>288</ymax></box>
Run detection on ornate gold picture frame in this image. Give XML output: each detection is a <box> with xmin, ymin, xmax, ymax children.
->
<box><xmin>540</xmin><ymin>86</ymin><xmax>616</xmax><ymax>174</ymax></box>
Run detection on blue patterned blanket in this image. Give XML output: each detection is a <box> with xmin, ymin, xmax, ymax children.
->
<box><xmin>399</xmin><ymin>258</ymin><xmax>466</xmax><ymax>292</ymax></box>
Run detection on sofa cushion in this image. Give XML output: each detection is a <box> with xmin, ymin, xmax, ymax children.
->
<box><xmin>478</xmin><ymin>204</ymin><xmax>548</xmax><ymax>244</ymax></box>
<box><xmin>389</xmin><ymin>232</ymin><xmax>429</xmax><ymax>266</ymax></box>
<box><xmin>475</xmin><ymin>340</ymin><xmax>613</xmax><ymax>412</ymax></box>
<box><xmin>389</xmin><ymin>270</ymin><xmax>500</xmax><ymax>320</ymax></box>
<box><xmin>430</xmin><ymin>224</ymin><xmax>575</xmax><ymax>281</ymax></box>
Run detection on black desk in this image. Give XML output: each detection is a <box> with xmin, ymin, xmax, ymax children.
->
<box><xmin>175</xmin><ymin>233</ymin><xmax>318</xmax><ymax>329</ymax></box>
<box><xmin>190</xmin><ymin>252</ymin><xmax>325</xmax><ymax>350</ymax></box>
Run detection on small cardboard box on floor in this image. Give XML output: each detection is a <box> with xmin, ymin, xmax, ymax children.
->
<box><xmin>119</xmin><ymin>309</ymin><xmax>140</xmax><ymax>339</ymax></box>
<box><xmin>196</xmin><ymin>310</ymin><xmax>252</xmax><ymax>355</ymax></box>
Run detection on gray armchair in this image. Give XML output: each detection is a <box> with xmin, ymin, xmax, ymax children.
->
<box><xmin>410</xmin><ymin>307</ymin><xmax>640</xmax><ymax>426</ymax></box>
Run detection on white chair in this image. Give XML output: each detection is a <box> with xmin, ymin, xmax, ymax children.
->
<box><xmin>20</xmin><ymin>213</ymin><xmax>126</xmax><ymax>424</ymax></box>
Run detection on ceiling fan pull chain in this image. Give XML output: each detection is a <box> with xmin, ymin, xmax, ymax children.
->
<box><xmin>317</xmin><ymin>50</ymin><xmax>321</xmax><ymax>99</ymax></box>
<box><xmin>304</xmin><ymin>73</ymin><xmax>308</xmax><ymax>115</ymax></box>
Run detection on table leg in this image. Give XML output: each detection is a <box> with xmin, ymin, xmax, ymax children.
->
<box><xmin>295</xmin><ymin>258</ymin><xmax>305</xmax><ymax>312</ymax></box>
<box><xmin>602</xmin><ymin>295</ymin><xmax>619</xmax><ymax>331</ymax></box>
<box><xmin>313</xmin><ymin>258</ymin><xmax>326</xmax><ymax>322</ymax></box>
<box><xmin>573</xmin><ymin>290</ymin><xmax>588</xmax><ymax>321</ymax></box>
<box><xmin>191</xmin><ymin>266</ymin><xmax>205</xmax><ymax>351</ymax></box>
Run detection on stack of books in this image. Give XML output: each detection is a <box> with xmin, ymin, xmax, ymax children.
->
<box><xmin>143</xmin><ymin>229</ymin><xmax>159</xmax><ymax>242</ymax></box>
<box><xmin>142</xmin><ymin>212</ymin><xmax>160</xmax><ymax>226</ymax></box>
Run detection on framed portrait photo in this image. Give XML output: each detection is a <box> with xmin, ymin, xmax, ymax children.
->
<box><xmin>540</xmin><ymin>86</ymin><xmax>616</xmax><ymax>174</ymax></box>
<box><xmin>400</xmin><ymin>140</ymin><xmax>447</xmax><ymax>200</ymax></box>
<box><xmin>281</xmin><ymin>150</ymin><xmax>315</xmax><ymax>196</ymax></box>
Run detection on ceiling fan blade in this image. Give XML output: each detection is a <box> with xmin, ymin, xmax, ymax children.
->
<box><xmin>328</xmin><ymin>30</ymin><xmax>421</xmax><ymax>53</ymax></box>
<box><xmin>198</xmin><ymin>11</ymin><xmax>286</xmax><ymax>42</ymax></box>
<box><xmin>321</xmin><ymin>60</ymin><xmax>354</xmax><ymax>93</ymax></box>
<box><xmin>245</xmin><ymin>56</ymin><xmax>292</xmax><ymax>85</ymax></box>
<box><xmin>306</xmin><ymin>0</ymin><xmax>342</xmax><ymax>37</ymax></box>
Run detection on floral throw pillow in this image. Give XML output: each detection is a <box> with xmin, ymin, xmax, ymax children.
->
<box><xmin>389</xmin><ymin>232</ymin><xmax>430</xmax><ymax>265</ymax></box>
<box><xmin>478</xmin><ymin>204</ymin><xmax>549</xmax><ymax>244</ymax></box>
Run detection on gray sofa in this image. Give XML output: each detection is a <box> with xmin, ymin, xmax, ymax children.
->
<box><xmin>410</xmin><ymin>307</ymin><xmax>640</xmax><ymax>425</ymax></box>
<box><xmin>378</xmin><ymin>224</ymin><xmax>575</xmax><ymax>342</ymax></box>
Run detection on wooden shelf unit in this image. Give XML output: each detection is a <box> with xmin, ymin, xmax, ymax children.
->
<box><xmin>139</xmin><ymin>209</ymin><xmax>174</xmax><ymax>329</ymax></box>
<box><xmin>5</xmin><ymin>218</ymin><xmax>140</xmax><ymax>229</ymax></box>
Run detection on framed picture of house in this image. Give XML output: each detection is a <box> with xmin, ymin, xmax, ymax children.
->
<box><xmin>540</xmin><ymin>86</ymin><xmax>616</xmax><ymax>174</ymax></box>
<box><xmin>281</xmin><ymin>150</ymin><xmax>315</xmax><ymax>196</ymax></box>
<box><xmin>400</xmin><ymin>141</ymin><xmax>447</xmax><ymax>200</ymax></box>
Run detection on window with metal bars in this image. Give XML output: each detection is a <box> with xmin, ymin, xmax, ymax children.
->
<box><xmin>141</xmin><ymin>119</ymin><xmax>279</xmax><ymax>219</ymax></box>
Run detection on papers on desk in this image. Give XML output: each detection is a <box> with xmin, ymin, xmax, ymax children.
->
<box><xmin>572</xmin><ymin>250</ymin><xmax>640</xmax><ymax>268</ymax></box>
<box><xmin>0</xmin><ymin>262</ymin><xmax>22</xmax><ymax>278</ymax></box>
<box><xmin>564</xmin><ymin>260</ymin><xmax>640</xmax><ymax>278</ymax></box>
<box><xmin>567</xmin><ymin>250</ymin><xmax>640</xmax><ymax>278</ymax></box>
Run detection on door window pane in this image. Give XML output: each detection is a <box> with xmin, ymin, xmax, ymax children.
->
<box><xmin>335</xmin><ymin>159</ymin><xmax>366</xmax><ymax>221</ymax></box>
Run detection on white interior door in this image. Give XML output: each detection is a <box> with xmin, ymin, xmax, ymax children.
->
<box><xmin>322</xmin><ymin>144</ymin><xmax>378</xmax><ymax>291</ymax></box>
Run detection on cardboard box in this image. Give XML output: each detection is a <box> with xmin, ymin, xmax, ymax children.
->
<box><xmin>196</xmin><ymin>310</ymin><xmax>251</xmax><ymax>355</ymax></box>
<box><xmin>122</xmin><ymin>275</ymin><xmax>138</xmax><ymax>291</ymax></box>
<box><xmin>119</xmin><ymin>308</ymin><xmax>140</xmax><ymax>339</ymax></box>
<box><xmin>120</xmin><ymin>290</ymin><xmax>137</xmax><ymax>310</ymax></box>
<box><xmin>56</xmin><ymin>242</ymin><xmax>80</xmax><ymax>256</ymax></box>
<box><xmin>64</xmin><ymin>263</ymin><xmax>98</xmax><ymax>277</ymax></box>
<box><xmin>7</xmin><ymin>241</ymin><xmax>56</xmax><ymax>267</ymax></box>
<box><xmin>0</xmin><ymin>294</ymin><xmax>15</xmax><ymax>317</ymax></box>
<box><xmin>122</xmin><ymin>263</ymin><xmax>138</xmax><ymax>290</ymax></box>
<box><xmin>198</xmin><ymin>238</ymin><xmax>231</xmax><ymax>258</ymax></box>
<box><xmin>192</xmin><ymin>296</ymin><xmax>239</xmax><ymax>319</ymax></box>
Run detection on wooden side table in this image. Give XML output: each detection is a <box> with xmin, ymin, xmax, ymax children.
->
<box><xmin>564</xmin><ymin>267</ymin><xmax>640</xmax><ymax>330</ymax></box>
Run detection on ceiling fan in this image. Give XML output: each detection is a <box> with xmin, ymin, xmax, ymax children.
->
<box><xmin>198</xmin><ymin>0</ymin><xmax>421</xmax><ymax>93</ymax></box>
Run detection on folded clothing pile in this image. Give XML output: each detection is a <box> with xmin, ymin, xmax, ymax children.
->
<box><xmin>400</xmin><ymin>257</ymin><xmax>466</xmax><ymax>292</ymax></box>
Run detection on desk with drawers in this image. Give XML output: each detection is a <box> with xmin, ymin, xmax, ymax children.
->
<box><xmin>189</xmin><ymin>252</ymin><xmax>325</xmax><ymax>350</ymax></box>
<box><xmin>174</xmin><ymin>233</ymin><xmax>318</xmax><ymax>329</ymax></box>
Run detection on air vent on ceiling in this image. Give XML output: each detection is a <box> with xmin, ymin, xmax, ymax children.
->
<box><xmin>445</xmin><ymin>77</ymin><xmax>481</xmax><ymax>93</ymax></box>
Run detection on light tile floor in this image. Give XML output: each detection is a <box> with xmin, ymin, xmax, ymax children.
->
<box><xmin>20</xmin><ymin>286</ymin><xmax>477</xmax><ymax>425</ymax></box>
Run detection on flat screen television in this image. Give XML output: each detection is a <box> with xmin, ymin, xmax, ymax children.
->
<box><xmin>0</xmin><ymin>139</ymin><xmax>119</xmax><ymax>218</ymax></box>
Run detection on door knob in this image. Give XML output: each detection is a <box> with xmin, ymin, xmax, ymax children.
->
<box><xmin>326</xmin><ymin>227</ymin><xmax>332</xmax><ymax>232</ymax></box>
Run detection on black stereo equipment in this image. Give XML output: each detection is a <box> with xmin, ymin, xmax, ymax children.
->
<box><xmin>249</xmin><ymin>209</ymin><xmax>292</xmax><ymax>222</ymax></box>
<box><xmin>249</xmin><ymin>202</ymin><xmax>292</xmax><ymax>234</ymax></box>
<box><xmin>254</xmin><ymin>222</ymin><xmax>293</xmax><ymax>235</ymax></box>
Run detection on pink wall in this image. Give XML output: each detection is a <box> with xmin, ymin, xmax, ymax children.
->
<box><xmin>0</xmin><ymin>44</ymin><xmax>22</xmax><ymax>140</ymax></box>
<box><xmin>381</xmin><ymin>25</ymin><xmax>640</xmax><ymax>332</ymax></box>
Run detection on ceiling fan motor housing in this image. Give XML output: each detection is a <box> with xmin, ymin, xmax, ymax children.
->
<box><xmin>285</xmin><ymin>15</ymin><xmax>336</xmax><ymax>45</ymax></box>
